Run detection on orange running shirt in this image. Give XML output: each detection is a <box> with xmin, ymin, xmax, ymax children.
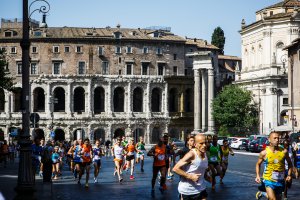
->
<box><xmin>154</xmin><ymin>144</ymin><xmax>166</xmax><ymax>167</ymax></box>
<box><xmin>81</xmin><ymin>144</ymin><xmax>92</xmax><ymax>163</ymax></box>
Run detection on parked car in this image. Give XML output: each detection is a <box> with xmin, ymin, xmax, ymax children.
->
<box><xmin>248</xmin><ymin>139</ymin><xmax>259</xmax><ymax>152</ymax></box>
<box><xmin>230</xmin><ymin>138</ymin><xmax>248</xmax><ymax>149</ymax></box>
<box><xmin>241</xmin><ymin>139</ymin><xmax>250</xmax><ymax>151</ymax></box>
<box><xmin>228</xmin><ymin>137</ymin><xmax>238</xmax><ymax>145</ymax></box>
<box><xmin>257</xmin><ymin>137</ymin><xmax>269</xmax><ymax>152</ymax></box>
<box><xmin>249</xmin><ymin>135</ymin><xmax>267</xmax><ymax>142</ymax></box>
<box><xmin>217</xmin><ymin>136</ymin><xmax>228</xmax><ymax>146</ymax></box>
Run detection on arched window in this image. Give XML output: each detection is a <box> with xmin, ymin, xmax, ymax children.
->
<box><xmin>184</xmin><ymin>88</ymin><xmax>193</xmax><ymax>112</ymax></box>
<box><xmin>113</xmin><ymin>87</ymin><xmax>124</xmax><ymax>112</ymax></box>
<box><xmin>169</xmin><ymin>88</ymin><xmax>178</xmax><ymax>112</ymax></box>
<box><xmin>13</xmin><ymin>87</ymin><xmax>22</xmax><ymax>112</ymax></box>
<box><xmin>114</xmin><ymin>128</ymin><xmax>125</xmax><ymax>139</ymax></box>
<box><xmin>74</xmin><ymin>87</ymin><xmax>85</xmax><ymax>113</ymax></box>
<box><xmin>33</xmin><ymin>87</ymin><xmax>45</xmax><ymax>112</ymax></box>
<box><xmin>133</xmin><ymin>87</ymin><xmax>143</xmax><ymax>112</ymax></box>
<box><xmin>54</xmin><ymin>128</ymin><xmax>65</xmax><ymax>141</ymax></box>
<box><xmin>94</xmin><ymin>128</ymin><xmax>105</xmax><ymax>143</ymax></box>
<box><xmin>151</xmin><ymin>88</ymin><xmax>161</xmax><ymax>112</ymax></box>
<box><xmin>276</xmin><ymin>41</ymin><xmax>285</xmax><ymax>65</ymax></box>
<box><xmin>0</xmin><ymin>88</ymin><xmax>5</xmax><ymax>112</ymax></box>
<box><xmin>53</xmin><ymin>87</ymin><xmax>65</xmax><ymax>112</ymax></box>
<box><xmin>133</xmin><ymin>128</ymin><xmax>144</xmax><ymax>143</ymax></box>
<box><xmin>94</xmin><ymin>87</ymin><xmax>105</xmax><ymax>114</ymax></box>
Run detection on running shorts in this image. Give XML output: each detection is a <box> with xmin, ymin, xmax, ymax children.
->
<box><xmin>181</xmin><ymin>190</ymin><xmax>208</xmax><ymax>200</ymax></box>
<box><xmin>263</xmin><ymin>180</ymin><xmax>284</xmax><ymax>195</ymax></box>
<box><xmin>126</xmin><ymin>155</ymin><xmax>135</xmax><ymax>161</ymax></box>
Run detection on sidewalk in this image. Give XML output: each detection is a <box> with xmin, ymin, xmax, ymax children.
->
<box><xmin>0</xmin><ymin>158</ymin><xmax>52</xmax><ymax>200</ymax></box>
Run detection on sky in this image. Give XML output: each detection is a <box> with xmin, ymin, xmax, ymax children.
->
<box><xmin>0</xmin><ymin>0</ymin><xmax>281</xmax><ymax>56</ymax></box>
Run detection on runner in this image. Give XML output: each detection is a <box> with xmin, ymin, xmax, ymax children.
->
<box><xmin>125</xmin><ymin>138</ymin><xmax>137</xmax><ymax>180</ymax></box>
<box><xmin>74</xmin><ymin>139</ymin><xmax>83</xmax><ymax>184</ymax></box>
<box><xmin>207</xmin><ymin>135</ymin><xmax>223</xmax><ymax>190</ymax></box>
<box><xmin>220</xmin><ymin>139</ymin><xmax>234</xmax><ymax>184</ymax></box>
<box><xmin>32</xmin><ymin>138</ymin><xmax>42</xmax><ymax>175</ymax></box>
<box><xmin>58</xmin><ymin>142</ymin><xmax>66</xmax><ymax>176</ymax></box>
<box><xmin>93</xmin><ymin>139</ymin><xmax>104</xmax><ymax>183</ymax></box>
<box><xmin>80</xmin><ymin>138</ymin><xmax>93</xmax><ymax>188</ymax></box>
<box><xmin>67</xmin><ymin>140</ymin><xmax>78</xmax><ymax>179</ymax></box>
<box><xmin>294</xmin><ymin>135</ymin><xmax>300</xmax><ymax>179</ymax></box>
<box><xmin>122</xmin><ymin>136</ymin><xmax>128</xmax><ymax>170</ymax></box>
<box><xmin>0</xmin><ymin>140</ymin><xmax>9</xmax><ymax>168</ymax></box>
<box><xmin>39</xmin><ymin>139</ymin><xmax>46</xmax><ymax>177</ymax></box>
<box><xmin>283</xmin><ymin>140</ymin><xmax>293</xmax><ymax>200</ymax></box>
<box><xmin>173</xmin><ymin>134</ymin><xmax>211</xmax><ymax>200</ymax></box>
<box><xmin>105</xmin><ymin>139</ymin><xmax>111</xmax><ymax>157</ymax></box>
<box><xmin>51</xmin><ymin>146</ymin><xmax>60</xmax><ymax>180</ymax></box>
<box><xmin>112</xmin><ymin>137</ymin><xmax>125</xmax><ymax>182</ymax></box>
<box><xmin>162</xmin><ymin>134</ymin><xmax>174</xmax><ymax>180</ymax></box>
<box><xmin>147</xmin><ymin>135</ymin><xmax>167</xmax><ymax>196</ymax></box>
<box><xmin>175</xmin><ymin>135</ymin><xmax>195</xmax><ymax>160</ymax></box>
<box><xmin>135</xmin><ymin>136</ymin><xmax>146</xmax><ymax>172</ymax></box>
<box><xmin>255</xmin><ymin>132</ymin><xmax>293</xmax><ymax>200</ymax></box>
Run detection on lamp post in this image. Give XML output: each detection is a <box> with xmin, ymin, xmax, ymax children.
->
<box><xmin>250</xmin><ymin>74</ymin><xmax>262</xmax><ymax>135</ymax></box>
<box><xmin>15</xmin><ymin>1</ymin><xmax>50</xmax><ymax>199</ymax></box>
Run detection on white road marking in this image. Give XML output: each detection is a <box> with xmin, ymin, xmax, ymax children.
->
<box><xmin>233</xmin><ymin>151</ymin><xmax>259</xmax><ymax>156</ymax></box>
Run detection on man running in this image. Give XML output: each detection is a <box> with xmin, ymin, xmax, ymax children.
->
<box><xmin>80</xmin><ymin>138</ymin><xmax>93</xmax><ymax>188</ymax></box>
<box><xmin>73</xmin><ymin>139</ymin><xmax>83</xmax><ymax>183</ymax></box>
<box><xmin>255</xmin><ymin>132</ymin><xmax>292</xmax><ymax>200</ymax></box>
<box><xmin>175</xmin><ymin>135</ymin><xmax>195</xmax><ymax>160</ymax></box>
<box><xmin>173</xmin><ymin>134</ymin><xmax>210</xmax><ymax>200</ymax></box>
<box><xmin>112</xmin><ymin>137</ymin><xmax>125</xmax><ymax>182</ymax></box>
<box><xmin>136</xmin><ymin>136</ymin><xmax>146</xmax><ymax>172</ymax></box>
<box><xmin>220</xmin><ymin>139</ymin><xmax>234</xmax><ymax>184</ymax></box>
<box><xmin>93</xmin><ymin>139</ymin><xmax>104</xmax><ymax>183</ymax></box>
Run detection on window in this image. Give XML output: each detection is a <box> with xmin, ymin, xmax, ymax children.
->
<box><xmin>143</xmin><ymin>47</ymin><xmax>149</xmax><ymax>54</ymax></box>
<box><xmin>17</xmin><ymin>63</ymin><xmax>22</xmax><ymax>74</ymax></box>
<box><xmin>173</xmin><ymin>54</ymin><xmax>177</xmax><ymax>60</ymax></box>
<box><xmin>76</xmin><ymin>46</ymin><xmax>83</xmax><ymax>53</ymax></box>
<box><xmin>270</xmin><ymin>11</ymin><xmax>273</xmax><ymax>16</ymax></box>
<box><xmin>53</xmin><ymin>62</ymin><xmax>61</xmax><ymax>75</ymax></box>
<box><xmin>158</xmin><ymin>64</ymin><xmax>164</xmax><ymax>75</ymax></box>
<box><xmin>173</xmin><ymin>66</ymin><xmax>178</xmax><ymax>76</ymax></box>
<box><xmin>32</xmin><ymin>46</ymin><xmax>37</xmax><ymax>53</ymax></box>
<box><xmin>0</xmin><ymin>47</ymin><xmax>6</xmax><ymax>52</ymax></box>
<box><xmin>283</xmin><ymin>98</ymin><xmax>288</xmax><ymax>105</ymax></box>
<box><xmin>114</xmin><ymin>32</ymin><xmax>121</xmax><ymax>39</ymax></box>
<box><xmin>98</xmin><ymin>47</ymin><xmax>104</xmax><ymax>55</ymax></box>
<box><xmin>10</xmin><ymin>47</ymin><xmax>17</xmax><ymax>54</ymax></box>
<box><xmin>142</xmin><ymin>63</ymin><xmax>148</xmax><ymax>75</ymax></box>
<box><xmin>78</xmin><ymin>61</ymin><xmax>86</xmax><ymax>74</ymax></box>
<box><xmin>154</xmin><ymin>32</ymin><xmax>160</xmax><ymax>38</ymax></box>
<box><xmin>119</xmin><ymin>69</ymin><xmax>122</xmax><ymax>75</ymax></box>
<box><xmin>115</xmin><ymin>46</ymin><xmax>121</xmax><ymax>54</ymax></box>
<box><xmin>53</xmin><ymin>46</ymin><xmax>59</xmax><ymax>53</ymax></box>
<box><xmin>126</xmin><ymin>46</ymin><xmax>132</xmax><ymax>53</ymax></box>
<box><xmin>119</xmin><ymin>57</ymin><xmax>122</xmax><ymax>63</ymax></box>
<box><xmin>64</xmin><ymin>46</ymin><xmax>70</xmax><ymax>53</ymax></box>
<box><xmin>156</xmin><ymin>47</ymin><xmax>162</xmax><ymax>55</ymax></box>
<box><xmin>126</xmin><ymin>64</ymin><xmax>133</xmax><ymax>75</ymax></box>
<box><xmin>102</xmin><ymin>61</ymin><xmax>109</xmax><ymax>75</ymax></box>
<box><xmin>30</xmin><ymin>63</ymin><xmax>37</xmax><ymax>75</ymax></box>
<box><xmin>4</xmin><ymin>31</ymin><xmax>12</xmax><ymax>37</ymax></box>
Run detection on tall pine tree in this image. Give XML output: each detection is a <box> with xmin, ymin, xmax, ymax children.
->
<box><xmin>211</xmin><ymin>27</ymin><xmax>226</xmax><ymax>55</ymax></box>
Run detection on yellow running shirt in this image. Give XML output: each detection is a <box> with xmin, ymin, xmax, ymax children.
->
<box><xmin>263</xmin><ymin>146</ymin><xmax>285</xmax><ymax>182</ymax></box>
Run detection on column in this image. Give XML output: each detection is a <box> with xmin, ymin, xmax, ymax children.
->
<box><xmin>45</xmin><ymin>83</ymin><xmax>51</xmax><ymax>118</ymax></box>
<box><xmin>207</xmin><ymin>68</ymin><xmax>215</xmax><ymax>132</ymax></box>
<box><xmin>30</xmin><ymin>86</ymin><xmax>34</xmax><ymax>113</ymax></box>
<box><xmin>106</xmin><ymin>81</ymin><xmax>112</xmax><ymax>116</ymax></box>
<box><xmin>66</xmin><ymin>82</ymin><xmax>72</xmax><ymax>115</ymax></box>
<box><xmin>194</xmin><ymin>69</ymin><xmax>201</xmax><ymax>132</ymax></box>
<box><xmin>5</xmin><ymin>92</ymin><xmax>11</xmax><ymax>116</ymax></box>
<box><xmin>10</xmin><ymin>92</ymin><xmax>14</xmax><ymax>113</ymax></box>
<box><xmin>146</xmin><ymin>124</ymin><xmax>151</xmax><ymax>144</ymax></box>
<box><xmin>146</xmin><ymin>81</ymin><xmax>151</xmax><ymax>118</ymax></box>
<box><xmin>164</xmin><ymin>82</ymin><xmax>169</xmax><ymax>117</ymax></box>
<box><xmin>87</xmin><ymin>79</ymin><xmax>92</xmax><ymax>117</ymax></box>
<box><xmin>202</xmin><ymin>69</ymin><xmax>207</xmax><ymax>131</ymax></box>
<box><xmin>180</xmin><ymin>88</ymin><xmax>184</xmax><ymax>116</ymax></box>
<box><xmin>127</xmin><ymin>82</ymin><xmax>132</xmax><ymax>117</ymax></box>
<box><xmin>107</xmin><ymin>124</ymin><xmax>112</xmax><ymax>140</ymax></box>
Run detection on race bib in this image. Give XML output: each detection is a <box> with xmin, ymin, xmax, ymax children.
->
<box><xmin>158</xmin><ymin>154</ymin><xmax>165</xmax><ymax>161</ymax></box>
<box><xmin>94</xmin><ymin>155</ymin><xmax>100</xmax><ymax>160</ymax></box>
<box><xmin>210</xmin><ymin>156</ymin><xmax>218</xmax><ymax>162</ymax></box>
<box><xmin>272</xmin><ymin>171</ymin><xmax>284</xmax><ymax>181</ymax></box>
<box><xmin>84</xmin><ymin>153</ymin><xmax>90</xmax><ymax>157</ymax></box>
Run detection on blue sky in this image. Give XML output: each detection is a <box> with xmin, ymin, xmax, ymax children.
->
<box><xmin>0</xmin><ymin>0</ymin><xmax>280</xmax><ymax>56</ymax></box>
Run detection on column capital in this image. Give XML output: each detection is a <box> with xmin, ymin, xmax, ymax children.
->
<box><xmin>207</xmin><ymin>68</ymin><xmax>214</xmax><ymax>76</ymax></box>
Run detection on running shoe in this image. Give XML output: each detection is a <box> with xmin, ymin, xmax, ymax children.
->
<box><xmin>167</xmin><ymin>176</ymin><xmax>173</xmax><ymax>180</ymax></box>
<box><xmin>119</xmin><ymin>177</ymin><xmax>123</xmax><ymax>182</ymax></box>
<box><xmin>130</xmin><ymin>175</ymin><xmax>135</xmax><ymax>180</ymax></box>
<box><xmin>94</xmin><ymin>178</ymin><xmax>98</xmax><ymax>183</ymax></box>
<box><xmin>113</xmin><ymin>170</ymin><xmax>117</xmax><ymax>176</ymax></box>
<box><xmin>256</xmin><ymin>191</ymin><xmax>262</xmax><ymax>200</ymax></box>
<box><xmin>85</xmin><ymin>183</ymin><xmax>89</xmax><ymax>188</ymax></box>
<box><xmin>39</xmin><ymin>171</ymin><xmax>43</xmax><ymax>177</ymax></box>
<box><xmin>141</xmin><ymin>168</ymin><xmax>144</xmax><ymax>172</ymax></box>
<box><xmin>77</xmin><ymin>180</ymin><xmax>81</xmax><ymax>184</ymax></box>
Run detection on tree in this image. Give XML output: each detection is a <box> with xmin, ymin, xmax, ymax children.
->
<box><xmin>212</xmin><ymin>85</ymin><xmax>259</xmax><ymax>136</ymax></box>
<box><xmin>0</xmin><ymin>49</ymin><xmax>14</xmax><ymax>91</ymax></box>
<box><xmin>211</xmin><ymin>26</ymin><xmax>225</xmax><ymax>55</ymax></box>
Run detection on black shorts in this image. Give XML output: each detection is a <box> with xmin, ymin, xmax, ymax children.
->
<box><xmin>208</xmin><ymin>162</ymin><xmax>220</xmax><ymax>167</ymax></box>
<box><xmin>181</xmin><ymin>190</ymin><xmax>208</xmax><ymax>200</ymax></box>
<box><xmin>126</xmin><ymin>155</ymin><xmax>135</xmax><ymax>161</ymax></box>
<box><xmin>81</xmin><ymin>162</ymin><xmax>91</xmax><ymax>168</ymax></box>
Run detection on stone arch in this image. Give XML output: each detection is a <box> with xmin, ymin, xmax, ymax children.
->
<box><xmin>94</xmin><ymin>87</ymin><xmax>105</xmax><ymax>114</ymax></box>
<box><xmin>54</xmin><ymin>128</ymin><xmax>65</xmax><ymax>141</ymax></box>
<box><xmin>151</xmin><ymin>127</ymin><xmax>161</xmax><ymax>144</ymax></box>
<box><xmin>133</xmin><ymin>87</ymin><xmax>143</xmax><ymax>112</ymax></box>
<box><xmin>114</xmin><ymin>128</ymin><xmax>125</xmax><ymax>139</ymax></box>
<box><xmin>0</xmin><ymin>88</ymin><xmax>4</xmax><ymax>112</ymax></box>
<box><xmin>184</xmin><ymin>88</ymin><xmax>194</xmax><ymax>112</ymax></box>
<box><xmin>113</xmin><ymin>87</ymin><xmax>125</xmax><ymax>112</ymax></box>
<box><xmin>133</xmin><ymin>128</ymin><xmax>144</xmax><ymax>143</ymax></box>
<box><xmin>74</xmin><ymin>87</ymin><xmax>85</xmax><ymax>113</ymax></box>
<box><xmin>33</xmin><ymin>87</ymin><xmax>45</xmax><ymax>112</ymax></box>
<box><xmin>73</xmin><ymin>128</ymin><xmax>85</xmax><ymax>140</ymax></box>
<box><xmin>151</xmin><ymin>88</ymin><xmax>161</xmax><ymax>112</ymax></box>
<box><xmin>53</xmin><ymin>87</ymin><xmax>65</xmax><ymax>112</ymax></box>
<box><xmin>94</xmin><ymin>128</ymin><xmax>105</xmax><ymax>144</ymax></box>
<box><xmin>169</xmin><ymin>128</ymin><xmax>180</xmax><ymax>139</ymax></box>
<box><xmin>13</xmin><ymin>87</ymin><xmax>22</xmax><ymax>112</ymax></box>
<box><xmin>169</xmin><ymin>88</ymin><xmax>179</xmax><ymax>112</ymax></box>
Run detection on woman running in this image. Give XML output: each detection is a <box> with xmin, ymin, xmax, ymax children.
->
<box><xmin>80</xmin><ymin>138</ymin><xmax>93</xmax><ymax>188</ymax></box>
<box><xmin>93</xmin><ymin>139</ymin><xmax>104</xmax><ymax>183</ymax></box>
<box><xmin>67</xmin><ymin>140</ymin><xmax>78</xmax><ymax>179</ymax></box>
<box><xmin>126</xmin><ymin>138</ymin><xmax>137</xmax><ymax>180</ymax></box>
<box><xmin>52</xmin><ymin>146</ymin><xmax>60</xmax><ymax>180</ymax></box>
<box><xmin>220</xmin><ymin>139</ymin><xmax>234</xmax><ymax>184</ymax></box>
<box><xmin>136</xmin><ymin>136</ymin><xmax>146</xmax><ymax>172</ymax></box>
<box><xmin>58</xmin><ymin>142</ymin><xmax>66</xmax><ymax>176</ymax></box>
<box><xmin>112</xmin><ymin>137</ymin><xmax>125</xmax><ymax>182</ymax></box>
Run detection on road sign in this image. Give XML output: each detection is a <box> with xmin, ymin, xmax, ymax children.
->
<box><xmin>30</xmin><ymin>113</ymin><xmax>40</xmax><ymax>123</ymax></box>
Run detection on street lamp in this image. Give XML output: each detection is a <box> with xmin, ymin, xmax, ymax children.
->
<box><xmin>15</xmin><ymin>1</ymin><xmax>50</xmax><ymax>199</ymax></box>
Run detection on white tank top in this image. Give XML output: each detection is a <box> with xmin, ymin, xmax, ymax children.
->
<box><xmin>114</xmin><ymin>145</ymin><xmax>123</xmax><ymax>160</ymax></box>
<box><xmin>178</xmin><ymin>149</ymin><xmax>208</xmax><ymax>195</ymax></box>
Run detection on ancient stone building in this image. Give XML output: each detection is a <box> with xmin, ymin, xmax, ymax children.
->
<box><xmin>0</xmin><ymin>19</ymin><xmax>218</xmax><ymax>143</ymax></box>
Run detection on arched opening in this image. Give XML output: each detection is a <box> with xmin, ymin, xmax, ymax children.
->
<box><xmin>0</xmin><ymin>88</ymin><xmax>5</xmax><ymax>112</ymax></box>
<box><xmin>33</xmin><ymin>128</ymin><xmax>45</xmax><ymax>140</ymax></box>
<box><xmin>74</xmin><ymin>87</ymin><xmax>85</xmax><ymax>113</ymax></box>
<box><xmin>184</xmin><ymin>88</ymin><xmax>194</xmax><ymax>112</ymax></box>
<box><xmin>13</xmin><ymin>87</ymin><xmax>22</xmax><ymax>112</ymax></box>
<box><xmin>151</xmin><ymin>127</ymin><xmax>161</xmax><ymax>144</ymax></box>
<box><xmin>0</xmin><ymin>128</ymin><xmax>4</xmax><ymax>141</ymax></box>
<box><xmin>133</xmin><ymin>87</ymin><xmax>143</xmax><ymax>112</ymax></box>
<box><xmin>169</xmin><ymin>88</ymin><xmax>178</xmax><ymax>112</ymax></box>
<box><xmin>73</xmin><ymin>128</ymin><xmax>85</xmax><ymax>140</ymax></box>
<box><xmin>169</xmin><ymin>128</ymin><xmax>180</xmax><ymax>139</ymax></box>
<box><xmin>53</xmin><ymin>87</ymin><xmax>65</xmax><ymax>112</ymax></box>
<box><xmin>94</xmin><ymin>128</ymin><xmax>105</xmax><ymax>144</ymax></box>
<box><xmin>94</xmin><ymin>87</ymin><xmax>105</xmax><ymax>114</ymax></box>
<box><xmin>151</xmin><ymin>88</ymin><xmax>161</xmax><ymax>112</ymax></box>
<box><xmin>113</xmin><ymin>87</ymin><xmax>124</xmax><ymax>112</ymax></box>
<box><xmin>33</xmin><ymin>87</ymin><xmax>45</xmax><ymax>112</ymax></box>
<box><xmin>114</xmin><ymin>128</ymin><xmax>125</xmax><ymax>139</ymax></box>
<box><xmin>133</xmin><ymin>128</ymin><xmax>145</xmax><ymax>143</ymax></box>
<box><xmin>54</xmin><ymin>128</ymin><xmax>65</xmax><ymax>141</ymax></box>
<box><xmin>276</xmin><ymin>41</ymin><xmax>284</xmax><ymax>65</ymax></box>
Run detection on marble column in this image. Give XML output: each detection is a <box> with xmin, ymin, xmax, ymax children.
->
<box><xmin>45</xmin><ymin>83</ymin><xmax>51</xmax><ymax>118</ymax></box>
<box><xmin>30</xmin><ymin>87</ymin><xmax>34</xmax><ymax>113</ymax></box>
<box><xmin>194</xmin><ymin>69</ymin><xmax>201</xmax><ymax>132</ymax></box>
<box><xmin>164</xmin><ymin>82</ymin><xmax>169</xmax><ymax>117</ymax></box>
<box><xmin>87</xmin><ymin>79</ymin><xmax>92</xmax><ymax>117</ymax></box>
<box><xmin>146</xmin><ymin>81</ymin><xmax>151</xmax><ymax>118</ymax></box>
<box><xmin>146</xmin><ymin>124</ymin><xmax>151</xmax><ymax>144</ymax></box>
<box><xmin>5</xmin><ymin>92</ymin><xmax>11</xmax><ymax>117</ymax></box>
<box><xmin>207</xmin><ymin>68</ymin><xmax>215</xmax><ymax>132</ymax></box>
<box><xmin>106</xmin><ymin>81</ymin><xmax>112</xmax><ymax>116</ymax></box>
<box><xmin>202</xmin><ymin>69</ymin><xmax>207</xmax><ymax>131</ymax></box>
<box><xmin>180</xmin><ymin>88</ymin><xmax>184</xmax><ymax>117</ymax></box>
<box><xmin>10</xmin><ymin>92</ymin><xmax>14</xmax><ymax>113</ymax></box>
<box><xmin>127</xmin><ymin>82</ymin><xmax>132</xmax><ymax>117</ymax></box>
<box><xmin>66</xmin><ymin>82</ymin><xmax>72</xmax><ymax>115</ymax></box>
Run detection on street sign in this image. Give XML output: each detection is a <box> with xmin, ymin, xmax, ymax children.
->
<box><xmin>30</xmin><ymin>113</ymin><xmax>40</xmax><ymax>123</ymax></box>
